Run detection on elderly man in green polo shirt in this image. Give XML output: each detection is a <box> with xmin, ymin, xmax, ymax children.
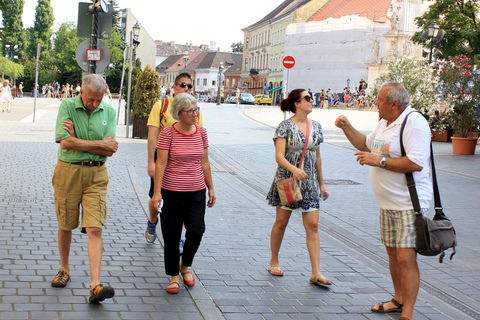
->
<box><xmin>51</xmin><ymin>74</ymin><xmax>118</xmax><ymax>303</ymax></box>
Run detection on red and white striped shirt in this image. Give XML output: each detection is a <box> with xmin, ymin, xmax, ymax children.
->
<box><xmin>157</xmin><ymin>124</ymin><xmax>209</xmax><ymax>192</ymax></box>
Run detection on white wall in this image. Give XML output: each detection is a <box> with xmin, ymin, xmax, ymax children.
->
<box><xmin>284</xmin><ymin>16</ymin><xmax>390</xmax><ymax>94</ymax></box>
<box><xmin>195</xmin><ymin>69</ymin><xmax>221</xmax><ymax>97</ymax></box>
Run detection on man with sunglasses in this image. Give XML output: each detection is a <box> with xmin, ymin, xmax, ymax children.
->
<box><xmin>145</xmin><ymin>73</ymin><xmax>203</xmax><ymax>244</ymax></box>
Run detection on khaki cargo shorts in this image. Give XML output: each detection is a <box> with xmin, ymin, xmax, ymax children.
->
<box><xmin>52</xmin><ymin>161</ymin><xmax>109</xmax><ymax>232</ymax></box>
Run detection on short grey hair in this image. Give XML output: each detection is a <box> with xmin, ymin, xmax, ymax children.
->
<box><xmin>82</xmin><ymin>74</ymin><xmax>106</xmax><ymax>93</ymax></box>
<box><xmin>382</xmin><ymin>82</ymin><xmax>410</xmax><ymax>109</ymax></box>
<box><xmin>169</xmin><ymin>93</ymin><xmax>198</xmax><ymax>120</ymax></box>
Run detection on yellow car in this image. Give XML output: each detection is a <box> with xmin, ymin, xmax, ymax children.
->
<box><xmin>254</xmin><ymin>94</ymin><xmax>272</xmax><ymax>105</ymax></box>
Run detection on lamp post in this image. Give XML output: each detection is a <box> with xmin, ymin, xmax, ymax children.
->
<box><xmin>216</xmin><ymin>61</ymin><xmax>224</xmax><ymax>105</ymax></box>
<box><xmin>346</xmin><ymin>78</ymin><xmax>351</xmax><ymax>88</ymax></box>
<box><xmin>132</xmin><ymin>22</ymin><xmax>141</xmax><ymax>67</ymax></box>
<box><xmin>126</xmin><ymin>22</ymin><xmax>141</xmax><ymax>138</ymax></box>
<box><xmin>427</xmin><ymin>21</ymin><xmax>440</xmax><ymax>64</ymax></box>
<box><xmin>183</xmin><ymin>50</ymin><xmax>189</xmax><ymax>72</ymax></box>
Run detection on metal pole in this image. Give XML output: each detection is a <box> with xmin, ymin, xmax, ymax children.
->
<box><xmin>89</xmin><ymin>0</ymin><xmax>98</xmax><ymax>74</ymax></box>
<box><xmin>33</xmin><ymin>44</ymin><xmax>41</xmax><ymax>123</ymax></box>
<box><xmin>429</xmin><ymin>36</ymin><xmax>434</xmax><ymax>64</ymax></box>
<box><xmin>216</xmin><ymin>69</ymin><xmax>221</xmax><ymax>105</ymax></box>
<box><xmin>126</xmin><ymin>30</ymin><xmax>134</xmax><ymax>138</ymax></box>
<box><xmin>117</xmin><ymin>46</ymin><xmax>127</xmax><ymax>125</ymax></box>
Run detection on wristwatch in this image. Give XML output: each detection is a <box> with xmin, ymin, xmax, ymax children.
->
<box><xmin>380</xmin><ymin>157</ymin><xmax>387</xmax><ymax>168</ymax></box>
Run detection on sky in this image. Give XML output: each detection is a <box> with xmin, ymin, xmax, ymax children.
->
<box><xmin>21</xmin><ymin>0</ymin><xmax>285</xmax><ymax>52</ymax></box>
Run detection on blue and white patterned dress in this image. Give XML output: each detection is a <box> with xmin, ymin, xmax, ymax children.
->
<box><xmin>266</xmin><ymin>118</ymin><xmax>324</xmax><ymax>211</ymax></box>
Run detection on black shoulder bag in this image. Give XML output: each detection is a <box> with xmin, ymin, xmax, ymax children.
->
<box><xmin>400</xmin><ymin>111</ymin><xmax>457</xmax><ymax>263</ymax></box>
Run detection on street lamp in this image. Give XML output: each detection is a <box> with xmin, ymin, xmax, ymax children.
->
<box><xmin>183</xmin><ymin>50</ymin><xmax>189</xmax><ymax>72</ymax></box>
<box><xmin>126</xmin><ymin>21</ymin><xmax>141</xmax><ymax>138</ymax></box>
<box><xmin>427</xmin><ymin>21</ymin><xmax>440</xmax><ymax>64</ymax></box>
<box><xmin>346</xmin><ymin>78</ymin><xmax>351</xmax><ymax>88</ymax></box>
<box><xmin>216</xmin><ymin>61</ymin><xmax>224</xmax><ymax>105</ymax></box>
<box><xmin>132</xmin><ymin>22</ymin><xmax>141</xmax><ymax>67</ymax></box>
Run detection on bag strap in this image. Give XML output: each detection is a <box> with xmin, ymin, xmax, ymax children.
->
<box><xmin>275</xmin><ymin>119</ymin><xmax>311</xmax><ymax>178</ymax></box>
<box><xmin>400</xmin><ymin>111</ymin><xmax>442</xmax><ymax>213</ymax></box>
<box><xmin>159</xmin><ymin>98</ymin><xmax>169</xmax><ymax>129</ymax></box>
<box><xmin>298</xmin><ymin>120</ymin><xmax>311</xmax><ymax>169</ymax></box>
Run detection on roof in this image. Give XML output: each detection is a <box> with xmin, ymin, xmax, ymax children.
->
<box><xmin>224</xmin><ymin>53</ymin><xmax>243</xmax><ymax>75</ymax></box>
<box><xmin>155</xmin><ymin>54</ymin><xmax>183</xmax><ymax>74</ymax></box>
<box><xmin>308</xmin><ymin>0</ymin><xmax>391</xmax><ymax>22</ymax></box>
<box><xmin>242</xmin><ymin>0</ymin><xmax>304</xmax><ymax>31</ymax></box>
<box><xmin>185</xmin><ymin>52</ymin><xmax>209</xmax><ymax>72</ymax></box>
<box><xmin>155</xmin><ymin>41</ymin><xmax>209</xmax><ymax>56</ymax></box>
<box><xmin>196</xmin><ymin>52</ymin><xmax>238</xmax><ymax>70</ymax></box>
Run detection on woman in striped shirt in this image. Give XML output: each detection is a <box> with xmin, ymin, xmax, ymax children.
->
<box><xmin>151</xmin><ymin>93</ymin><xmax>216</xmax><ymax>294</ymax></box>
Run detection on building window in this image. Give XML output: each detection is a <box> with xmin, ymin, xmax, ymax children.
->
<box><xmin>197</xmin><ymin>78</ymin><xmax>200</xmax><ymax>85</ymax></box>
<box><xmin>245</xmin><ymin>58</ymin><xmax>248</xmax><ymax>71</ymax></box>
<box><xmin>212</xmin><ymin>80</ymin><xmax>216</xmax><ymax>86</ymax></box>
<box><xmin>203</xmin><ymin>78</ymin><xmax>207</xmax><ymax>86</ymax></box>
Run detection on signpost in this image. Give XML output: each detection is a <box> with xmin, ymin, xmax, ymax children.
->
<box><xmin>282</xmin><ymin>56</ymin><xmax>295</xmax><ymax>120</ymax></box>
<box><xmin>77</xmin><ymin>1</ymin><xmax>112</xmax><ymax>74</ymax></box>
<box><xmin>282</xmin><ymin>56</ymin><xmax>295</xmax><ymax>69</ymax></box>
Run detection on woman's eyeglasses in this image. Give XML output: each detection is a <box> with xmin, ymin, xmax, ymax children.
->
<box><xmin>178</xmin><ymin>82</ymin><xmax>193</xmax><ymax>89</ymax></box>
<box><xmin>182</xmin><ymin>107</ymin><xmax>200</xmax><ymax>115</ymax></box>
<box><xmin>297</xmin><ymin>95</ymin><xmax>313</xmax><ymax>102</ymax></box>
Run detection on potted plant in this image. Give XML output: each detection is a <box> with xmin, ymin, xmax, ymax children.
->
<box><xmin>436</xmin><ymin>55</ymin><xmax>480</xmax><ymax>154</ymax></box>
<box><xmin>132</xmin><ymin>64</ymin><xmax>160</xmax><ymax>138</ymax></box>
<box><xmin>429</xmin><ymin>109</ymin><xmax>454</xmax><ymax>142</ymax></box>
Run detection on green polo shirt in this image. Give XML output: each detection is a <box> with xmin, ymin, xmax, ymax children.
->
<box><xmin>55</xmin><ymin>95</ymin><xmax>117</xmax><ymax>163</ymax></box>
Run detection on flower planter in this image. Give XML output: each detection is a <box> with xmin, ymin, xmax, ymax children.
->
<box><xmin>132</xmin><ymin>117</ymin><xmax>148</xmax><ymax>139</ymax></box>
<box><xmin>451</xmin><ymin>137</ymin><xmax>477</xmax><ymax>155</ymax></box>
<box><xmin>431</xmin><ymin>130</ymin><xmax>452</xmax><ymax>142</ymax></box>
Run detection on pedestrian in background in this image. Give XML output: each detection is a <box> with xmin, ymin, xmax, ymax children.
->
<box><xmin>51</xmin><ymin>74</ymin><xmax>118</xmax><ymax>303</ymax></box>
<box><xmin>1</xmin><ymin>80</ymin><xmax>13</xmax><ymax>112</ymax></box>
<box><xmin>18</xmin><ymin>82</ymin><xmax>23</xmax><ymax>98</ymax></box>
<box><xmin>266</xmin><ymin>88</ymin><xmax>332</xmax><ymax>286</ymax></box>
<box><xmin>335</xmin><ymin>82</ymin><xmax>432</xmax><ymax>320</ymax></box>
<box><xmin>150</xmin><ymin>93</ymin><xmax>216</xmax><ymax>294</ymax></box>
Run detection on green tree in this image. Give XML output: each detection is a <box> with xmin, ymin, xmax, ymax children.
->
<box><xmin>231</xmin><ymin>41</ymin><xmax>243</xmax><ymax>52</ymax></box>
<box><xmin>123</xmin><ymin>65</ymin><xmax>141</xmax><ymax>111</ymax></box>
<box><xmin>368</xmin><ymin>58</ymin><xmax>440</xmax><ymax>112</ymax></box>
<box><xmin>53</xmin><ymin>22</ymin><xmax>83</xmax><ymax>85</ymax></box>
<box><xmin>132</xmin><ymin>64</ymin><xmax>160</xmax><ymax>118</ymax></box>
<box><xmin>108</xmin><ymin>0</ymin><xmax>123</xmax><ymax>34</ymax></box>
<box><xmin>0</xmin><ymin>56</ymin><xmax>24</xmax><ymax>80</ymax></box>
<box><xmin>25</xmin><ymin>0</ymin><xmax>54</xmax><ymax>60</ymax></box>
<box><xmin>412</xmin><ymin>0</ymin><xmax>480</xmax><ymax>59</ymax></box>
<box><xmin>1</xmin><ymin>0</ymin><xmax>27</xmax><ymax>62</ymax></box>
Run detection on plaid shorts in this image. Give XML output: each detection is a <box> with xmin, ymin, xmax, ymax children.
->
<box><xmin>379</xmin><ymin>209</ymin><xmax>416</xmax><ymax>248</ymax></box>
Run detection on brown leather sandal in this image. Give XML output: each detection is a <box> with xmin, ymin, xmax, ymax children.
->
<box><xmin>371</xmin><ymin>298</ymin><xmax>403</xmax><ymax>313</ymax></box>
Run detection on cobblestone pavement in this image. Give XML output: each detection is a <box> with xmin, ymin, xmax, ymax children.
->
<box><xmin>0</xmin><ymin>98</ymin><xmax>479</xmax><ymax>320</ymax></box>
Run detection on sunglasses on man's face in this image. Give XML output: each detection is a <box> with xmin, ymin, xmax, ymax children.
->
<box><xmin>178</xmin><ymin>82</ymin><xmax>193</xmax><ymax>89</ymax></box>
<box><xmin>297</xmin><ymin>95</ymin><xmax>313</xmax><ymax>102</ymax></box>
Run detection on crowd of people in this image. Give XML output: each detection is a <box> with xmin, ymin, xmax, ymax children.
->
<box><xmin>48</xmin><ymin>71</ymin><xmax>429</xmax><ymax>320</ymax></box>
<box><xmin>308</xmin><ymin>79</ymin><xmax>369</xmax><ymax>109</ymax></box>
<box><xmin>42</xmin><ymin>81</ymin><xmax>81</xmax><ymax>99</ymax></box>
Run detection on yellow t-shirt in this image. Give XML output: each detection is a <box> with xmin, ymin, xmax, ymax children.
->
<box><xmin>147</xmin><ymin>96</ymin><xmax>203</xmax><ymax>140</ymax></box>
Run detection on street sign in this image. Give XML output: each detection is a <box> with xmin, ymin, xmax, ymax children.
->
<box><xmin>77</xmin><ymin>2</ymin><xmax>113</xmax><ymax>39</ymax></box>
<box><xmin>283</xmin><ymin>56</ymin><xmax>295</xmax><ymax>69</ymax></box>
<box><xmin>76</xmin><ymin>39</ymin><xmax>111</xmax><ymax>72</ymax></box>
<box><xmin>263</xmin><ymin>85</ymin><xmax>267</xmax><ymax>91</ymax></box>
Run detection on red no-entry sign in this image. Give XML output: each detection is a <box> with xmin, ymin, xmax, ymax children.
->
<box><xmin>283</xmin><ymin>56</ymin><xmax>295</xmax><ymax>69</ymax></box>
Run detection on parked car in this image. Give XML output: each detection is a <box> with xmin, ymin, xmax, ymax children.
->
<box><xmin>225</xmin><ymin>97</ymin><xmax>236</xmax><ymax>104</ymax></box>
<box><xmin>238</xmin><ymin>93</ymin><xmax>255</xmax><ymax>105</ymax></box>
<box><xmin>254</xmin><ymin>94</ymin><xmax>272</xmax><ymax>105</ymax></box>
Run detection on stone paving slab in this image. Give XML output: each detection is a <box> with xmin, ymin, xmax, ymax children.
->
<box><xmin>0</xmin><ymin>100</ymin><xmax>479</xmax><ymax>319</ymax></box>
